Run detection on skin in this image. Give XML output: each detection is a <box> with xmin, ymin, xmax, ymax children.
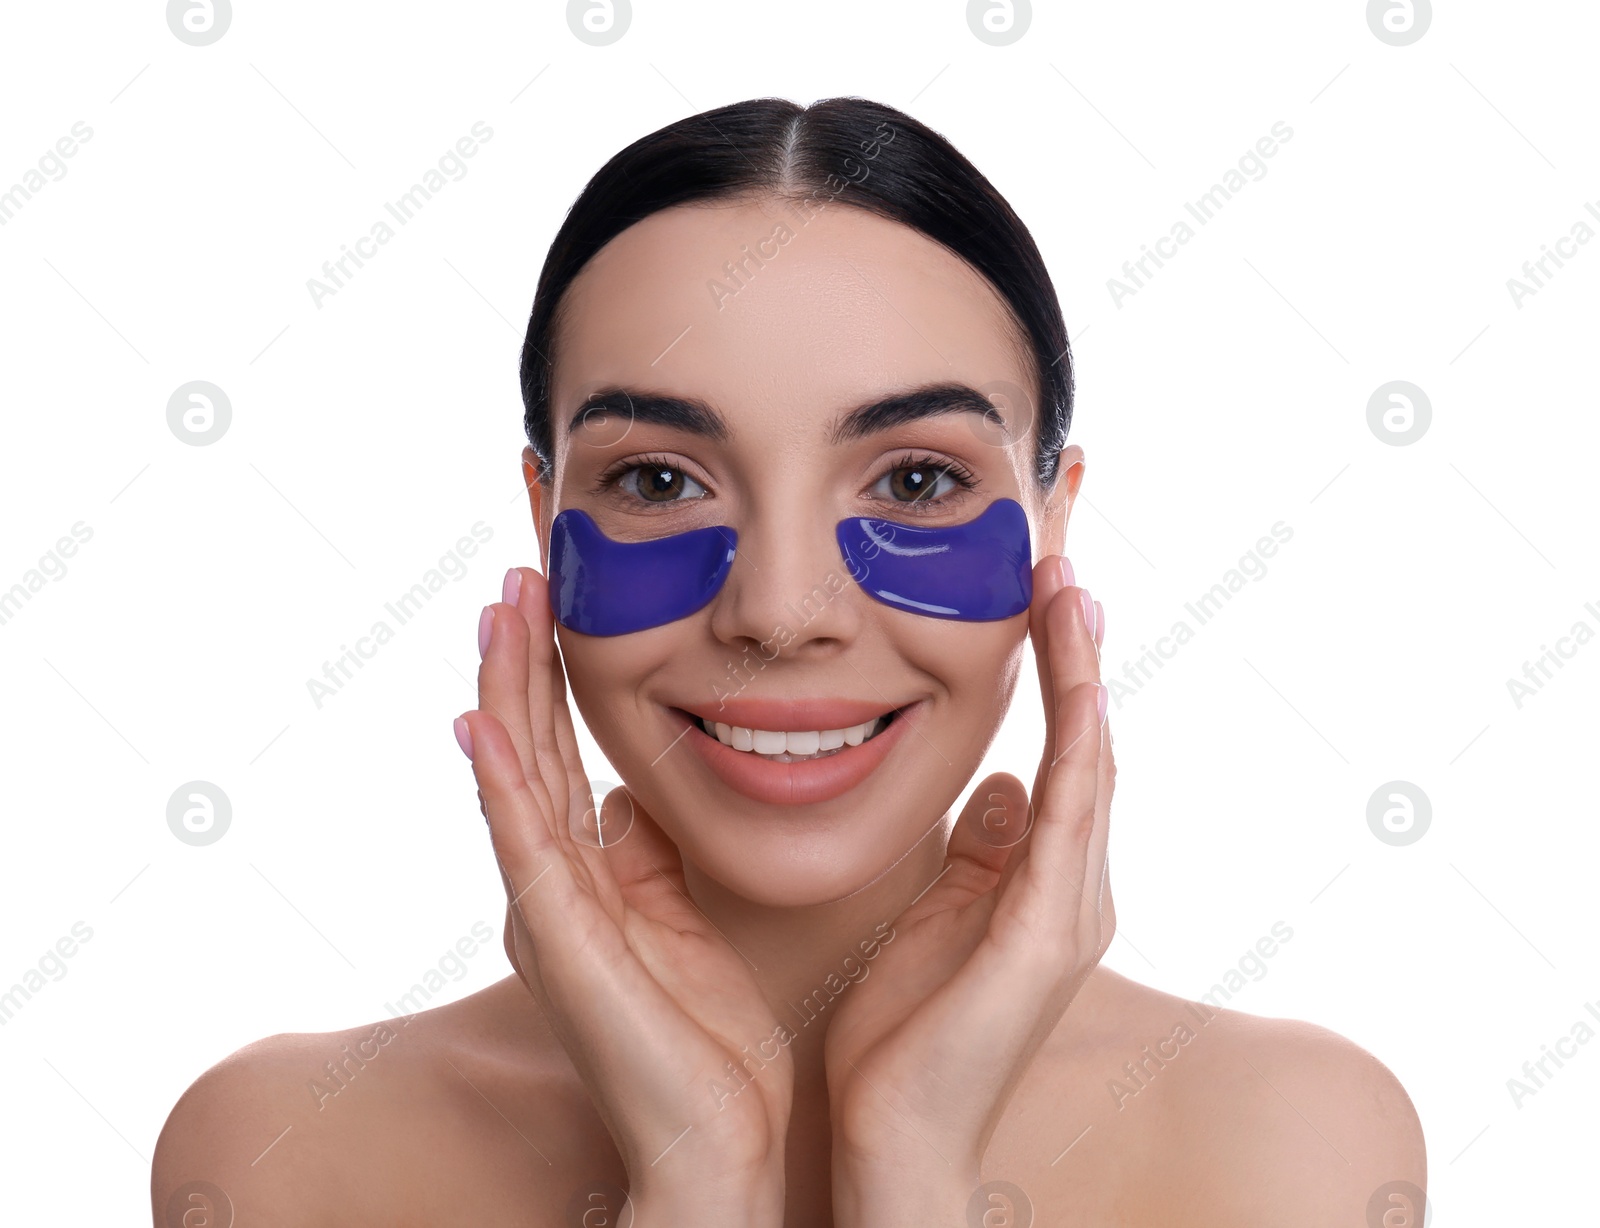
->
<box><xmin>151</xmin><ymin>197</ymin><xmax>1426</xmax><ymax>1226</ymax></box>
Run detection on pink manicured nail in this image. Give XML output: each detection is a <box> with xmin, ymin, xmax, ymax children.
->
<box><xmin>453</xmin><ymin>716</ymin><xmax>474</xmax><ymax>760</ymax></box>
<box><xmin>1079</xmin><ymin>588</ymin><xmax>1095</xmax><ymax>637</ymax></box>
<box><xmin>478</xmin><ymin>605</ymin><xmax>493</xmax><ymax>658</ymax></box>
<box><xmin>1096</xmin><ymin>684</ymin><xmax>1108</xmax><ymax>725</ymax></box>
<box><xmin>1056</xmin><ymin>555</ymin><xmax>1075</xmax><ymax>588</ymax></box>
<box><xmin>1093</xmin><ymin>599</ymin><xmax>1105</xmax><ymax>647</ymax></box>
<box><xmin>502</xmin><ymin>567</ymin><xmax>522</xmax><ymax>606</ymax></box>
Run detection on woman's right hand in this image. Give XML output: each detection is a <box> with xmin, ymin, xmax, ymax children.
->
<box><xmin>455</xmin><ymin>566</ymin><xmax>791</xmax><ymax>1226</ymax></box>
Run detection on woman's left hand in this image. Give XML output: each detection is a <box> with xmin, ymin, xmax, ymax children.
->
<box><xmin>825</xmin><ymin>555</ymin><xmax>1115</xmax><ymax>1217</ymax></box>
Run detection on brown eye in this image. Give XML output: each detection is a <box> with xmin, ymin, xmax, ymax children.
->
<box><xmin>615</xmin><ymin>461</ymin><xmax>707</xmax><ymax>504</ymax></box>
<box><xmin>868</xmin><ymin>453</ymin><xmax>980</xmax><ymax>512</ymax></box>
<box><xmin>886</xmin><ymin>463</ymin><xmax>948</xmax><ymax>503</ymax></box>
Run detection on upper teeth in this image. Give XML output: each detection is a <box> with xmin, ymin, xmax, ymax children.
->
<box><xmin>701</xmin><ymin>715</ymin><xmax>889</xmax><ymax>754</ymax></box>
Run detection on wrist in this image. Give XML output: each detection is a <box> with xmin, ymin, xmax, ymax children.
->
<box><xmin>628</xmin><ymin>1171</ymin><xmax>785</xmax><ymax>1228</ymax></box>
<box><xmin>833</xmin><ymin>1152</ymin><xmax>982</xmax><ymax>1228</ymax></box>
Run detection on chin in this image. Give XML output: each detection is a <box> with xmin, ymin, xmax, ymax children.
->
<box><xmin>625</xmin><ymin>744</ymin><xmax>960</xmax><ymax>910</ymax></box>
<box><xmin>674</xmin><ymin>822</ymin><xmax>927</xmax><ymax>908</ymax></box>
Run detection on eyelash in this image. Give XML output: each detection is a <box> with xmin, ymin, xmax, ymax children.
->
<box><xmin>590</xmin><ymin>454</ymin><xmax>697</xmax><ymax>501</ymax></box>
<box><xmin>591</xmin><ymin>451</ymin><xmax>982</xmax><ymax>512</ymax></box>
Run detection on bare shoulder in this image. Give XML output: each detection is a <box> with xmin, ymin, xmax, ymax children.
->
<box><xmin>1178</xmin><ymin>1001</ymin><xmax>1427</xmax><ymax>1223</ymax></box>
<box><xmin>1002</xmin><ymin>968</ymin><xmax>1426</xmax><ymax>1227</ymax></box>
<box><xmin>151</xmin><ymin>977</ymin><xmax>616</xmax><ymax>1227</ymax></box>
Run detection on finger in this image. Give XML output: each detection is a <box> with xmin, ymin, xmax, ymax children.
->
<box><xmin>546</xmin><ymin>621</ymin><xmax>603</xmax><ymax>848</ymax></box>
<box><xmin>500</xmin><ymin>571</ymin><xmax>660</xmax><ymax>921</ymax></box>
<box><xmin>1002</xmin><ymin>677</ymin><xmax>1103</xmax><ymax>911</ymax></box>
<box><xmin>1026</xmin><ymin>556</ymin><xmax>1084</xmax><ymax>811</ymax></box>
<box><xmin>869</xmin><ymin>685</ymin><xmax>1106</xmax><ymax>1092</ymax></box>
<box><xmin>902</xmin><ymin>771</ymin><xmax>1035</xmax><ymax>924</ymax></box>
<box><xmin>470</xmin><ymin>714</ymin><xmax>718</xmax><ymax>1104</ymax></box>
<box><xmin>1010</xmin><ymin>573</ymin><xmax>1101</xmax><ymax>892</ymax></box>
<box><xmin>590</xmin><ymin>787</ymin><xmax>712</xmax><ymax>927</ymax></box>
<box><xmin>503</xmin><ymin>567</ymin><xmax>574</xmax><ymax>819</ymax></box>
<box><xmin>943</xmin><ymin>771</ymin><xmax>1032</xmax><ymax>884</ymax></box>
<box><xmin>1074</xmin><ymin>598</ymin><xmax>1114</xmax><ymax>945</ymax></box>
<box><xmin>477</xmin><ymin>597</ymin><xmax>560</xmax><ymax>833</ymax></box>
<box><xmin>1027</xmin><ymin>556</ymin><xmax>1073</xmax><ymax>788</ymax></box>
<box><xmin>965</xmin><ymin>683</ymin><xmax>1102</xmax><ymax>997</ymax></box>
<box><xmin>491</xmin><ymin>859</ymin><xmax>533</xmax><ymax>987</ymax></box>
<box><xmin>514</xmin><ymin>568</ymin><xmax>616</xmax><ymax>861</ymax></box>
<box><xmin>461</xmin><ymin>706</ymin><xmax>586</xmax><ymax>943</ymax></box>
<box><xmin>1077</xmin><ymin>700</ymin><xmax>1117</xmax><ymax>958</ymax></box>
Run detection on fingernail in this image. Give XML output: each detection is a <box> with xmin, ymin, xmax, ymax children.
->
<box><xmin>1079</xmin><ymin>588</ymin><xmax>1095</xmax><ymax>637</ymax></box>
<box><xmin>1056</xmin><ymin>555</ymin><xmax>1075</xmax><ymax>588</ymax></box>
<box><xmin>478</xmin><ymin>605</ymin><xmax>494</xmax><ymax>658</ymax></box>
<box><xmin>502</xmin><ymin>567</ymin><xmax>522</xmax><ymax>606</ymax></box>
<box><xmin>1093</xmin><ymin>598</ymin><xmax>1105</xmax><ymax>648</ymax></box>
<box><xmin>1096</xmin><ymin>684</ymin><xmax>1108</xmax><ymax>725</ymax></box>
<box><xmin>454</xmin><ymin>715</ymin><xmax>474</xmax><ymax>760</ymax></box>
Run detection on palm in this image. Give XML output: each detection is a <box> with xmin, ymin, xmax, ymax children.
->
<box><xmin>824</xmin><ymin>578</ymin><xmax>1115</xmax><ymax>1170</ymax></box>
<box><xmin>820</xmin><ymin>797</ymin><xmax>1059</xmax><ymax>1156</ymax></box>
<box><xmin>501</xmin><ymin>792</ymin><xmax>792</xmax><ymax>1132</ymax></box>
<box><xmin>469</xmin><ymin>568</ymin><xmax>793</xmax><ymax>1179</ymax></box>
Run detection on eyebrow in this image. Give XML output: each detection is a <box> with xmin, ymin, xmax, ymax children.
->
<box><xmin>565</xmin><ymin>381</ymin><xmax>1009</xmax><ymax>445</ymax></box>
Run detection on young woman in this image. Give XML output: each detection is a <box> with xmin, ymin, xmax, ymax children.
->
<box><xmin>153</xmin><ymin>96</ymin><xmax>1425</xmax><ymax>1227</ymax></box>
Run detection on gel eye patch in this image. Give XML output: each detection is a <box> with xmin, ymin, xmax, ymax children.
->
<box><xmin>835</xmin><ymin>497</ymin><xmax>1032</xmax><ymax>621</ymax></box>
<box><xmin>546</xmin><ymin>510</ymin><xmax>738</xmax><ymax>637</ymax></box>
<box><xmin>547</xmin><ymin>497</ymin><xmax>1032</xmax><ymax>635</ymax></box>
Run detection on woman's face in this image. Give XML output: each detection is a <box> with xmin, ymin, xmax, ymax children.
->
<box><xmin>525</xmin><ymin>195</ymin><xmax>1079</xmax><ymax>906</ymax></box>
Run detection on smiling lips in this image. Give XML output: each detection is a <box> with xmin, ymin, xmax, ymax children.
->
<box><xmin>670</xmin><ymin>698</ymin><xmax>919</xmax><ymax>806</ymax></box>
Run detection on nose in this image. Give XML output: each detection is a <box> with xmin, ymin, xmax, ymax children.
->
<box><xmin>706</xmin><ymin>501</ymin><xmax>862</xmax><ymax>657</ymax></box>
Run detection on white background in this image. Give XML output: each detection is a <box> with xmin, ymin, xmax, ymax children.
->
<box><xmin>1</xmin><ymin>0</ymin><xmax>1594</xmax><ymax>1221</ymax></box>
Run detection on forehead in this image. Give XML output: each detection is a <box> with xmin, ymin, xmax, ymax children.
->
<box><xmin>549</xmin><ymin>198</ymin><xmax>1033</xmax><ymax>437</ymax></box>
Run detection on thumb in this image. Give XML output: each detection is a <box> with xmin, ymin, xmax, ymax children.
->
<box><xmin>582</xmin><ymin>785</ymin><xmax>698</xmax><ymax>920</ymax></box>
<box><xmin>945</xmin><ymin>771</ymin><xmax>1033</xmax><ymax>878</ymax></box>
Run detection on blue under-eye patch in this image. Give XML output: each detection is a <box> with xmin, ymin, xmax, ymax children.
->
<box><xmin>547</xmin><ymin>498</ymin><xmax>1032</xmax><ymax>635</ymax></box>
<box><xmin>546</xmin><ymin>509</ymin><xmax>737</xmax><ymax>637</ymax></box>
<box><xmin>836</xmin><ymin>497</ymin><xmax>1032</xmax><ymax>621</ymax></box>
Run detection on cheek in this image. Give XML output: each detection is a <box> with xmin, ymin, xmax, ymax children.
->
<box><xmin>894</xmin><ymin>620</ymin><xmax>1026</xmax><ymax>779</ymax></box>
<box><xmin>900</xmin><ymin>616</ymin><xmax>1025</xmax><ymax>698</ymax></box>
<box><xmin>554</xmin><ymin>629</ymin><xmax>668</xmax><ymax>748</ymax></box>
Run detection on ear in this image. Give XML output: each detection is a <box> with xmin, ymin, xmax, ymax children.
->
<box><xmin>521</xmin><ymin>445</ymin><xmax>550</xmax><ymax>574</ymax></box>
<box><xmin>1038</xmin><ymin>443</ymin><xmax>1085</xmax><ymax>561</ymax></box>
